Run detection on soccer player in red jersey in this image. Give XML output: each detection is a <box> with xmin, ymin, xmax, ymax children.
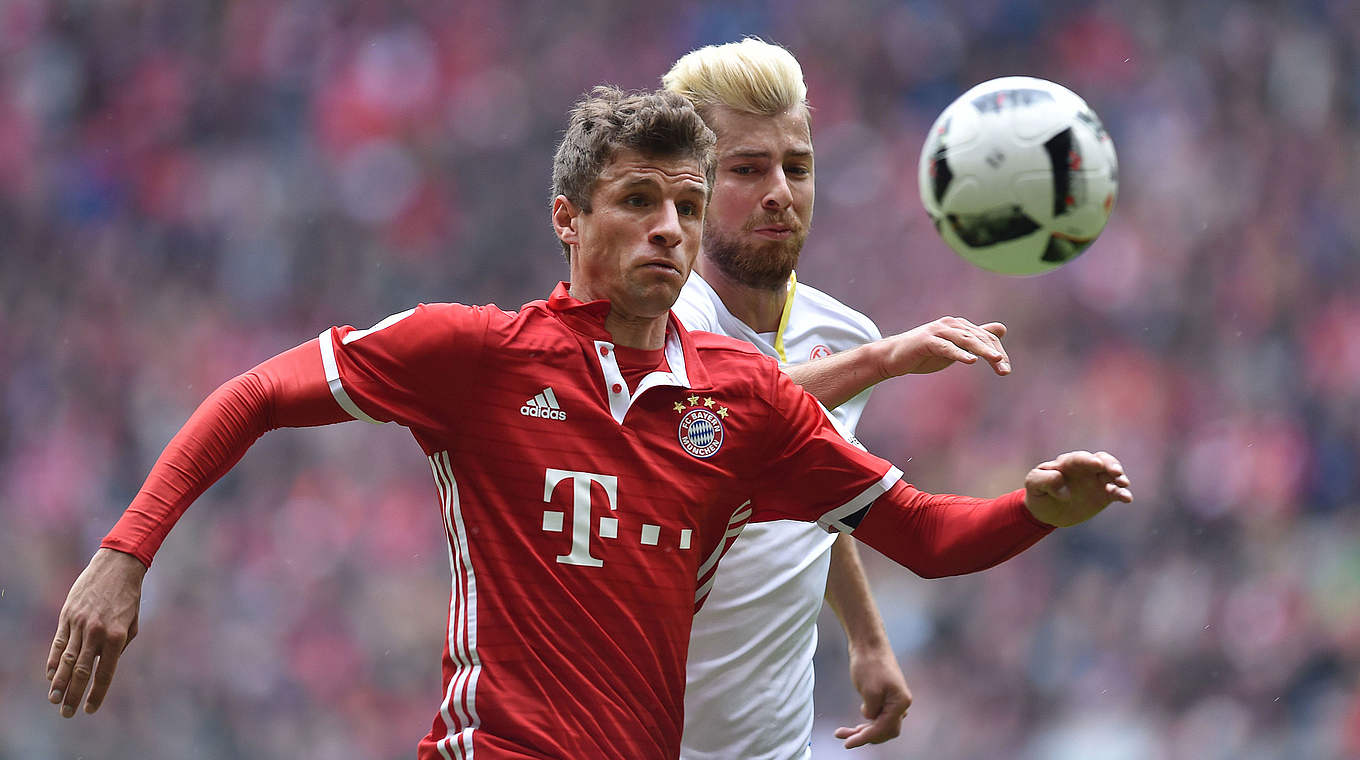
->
<box><xmin>46</xmin><ymin>87</ymin><xmax>1132</xmax><ymax>760</ymax></box>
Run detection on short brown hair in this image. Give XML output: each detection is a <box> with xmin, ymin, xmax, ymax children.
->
<box><xmin>551</xmin><ymin>86</ymin><xmax>717</xmax><ymax>260</ymax></box>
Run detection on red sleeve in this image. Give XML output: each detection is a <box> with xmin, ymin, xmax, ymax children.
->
<box><xmin>749</xmin><ymin>360</ymin><xmax>1054</xmax><ymax>578</ymax></box>
<box><xmin>321</xmin><ymin>303</ymin><xmax>488</xmax><ymax>430</ymax></box>
<box><xmin>748</xmin><ymin>367</ymin><xmax>904</xmax><ymax>527</ymax></box>
<box><xmin>853</xmin><ymin>483</ymin><xmax>1055</xmax><ymax>578</ymax></box>
<box><xmin>101</xmin><ymin>339</ymin><xmax>346</xmax><ymax>568</ymax></box>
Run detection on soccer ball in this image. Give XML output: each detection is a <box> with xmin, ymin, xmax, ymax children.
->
<box><xmin>917</xmin><ymin>76</ymin><xmax>1118</xmax><ymax>275</ymax></box>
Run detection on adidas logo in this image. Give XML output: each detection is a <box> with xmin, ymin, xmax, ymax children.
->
<box><xmin>520</xmin><ymin>387</ymin><xmax>567</xmax><ymax>421</ymax></box>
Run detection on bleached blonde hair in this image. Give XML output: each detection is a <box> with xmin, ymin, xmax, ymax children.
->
<box><xmin>661</xmin><ymin>37</ymin><xmax>808</xmax><ymax>121</ymax></box>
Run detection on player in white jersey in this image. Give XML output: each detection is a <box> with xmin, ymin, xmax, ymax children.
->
<box><xmin>672</xmin><ymin>273</ymin><xmax>889</xmax><ymax>759</ymax></box>
<box><xmin>665</xmin><ymin>40</ymin><xmax>1013</xmax><ymax>759</ymax></box>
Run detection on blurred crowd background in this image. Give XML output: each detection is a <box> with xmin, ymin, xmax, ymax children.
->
<box><xmin>2</xmin><ymin>0</ymin><xmax>1358</xmax><ymax>758</ymax></box>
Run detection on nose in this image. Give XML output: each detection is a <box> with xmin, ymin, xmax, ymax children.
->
<box><xmin>649</xmin><ymin>202</ymin><xmax>683</xmax><ymax>248</ymax></box>
<box><xmin>762</xmin><ymin>167</ymin><xmax>793</xmax><ymax>212</ymax></box>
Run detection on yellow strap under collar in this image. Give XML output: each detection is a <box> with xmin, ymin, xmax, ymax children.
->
<box><xmin>772</xmin><ymin>271</ymin><xmax>797</xmax><ymax>363</ymax></box>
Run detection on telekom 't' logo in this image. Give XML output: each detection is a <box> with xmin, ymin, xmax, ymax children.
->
<box><xmin>540</xmin><ymin>469</ymin><xmax>693</xmax><ymax>566</ymax></box>
<box><xmin>542</xmin><ymin>469</ymin><xmax>618</xmax><ymax>567</ymax></box>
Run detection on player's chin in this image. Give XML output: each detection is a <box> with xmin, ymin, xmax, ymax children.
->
<box><xmin>629</xmin><ymin>278</ymin><xmax>685</xmax><ymax>312</ymax></box>
<box><xmin>747</xmin><ymin>237</ymin><xmax>803</xmax><ymax>275</ymax></box>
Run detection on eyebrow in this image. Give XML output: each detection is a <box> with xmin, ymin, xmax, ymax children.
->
<box><xmin>722</xmin><ymin>148</ymin><xmax>814</xmax><ymax>160</ymax></box>
<box><xmin>619</xmin><ymin>177</ymin><xmax>707</xmax><ymax>195</ymax></box>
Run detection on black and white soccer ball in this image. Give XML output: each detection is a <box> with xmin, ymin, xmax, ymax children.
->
<box><xmin>918</xmin><ymin>76</ymin><xmax>1118</xmax><ymax>275</ymax></box>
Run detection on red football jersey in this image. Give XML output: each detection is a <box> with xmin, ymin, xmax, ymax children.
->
<box><xmin>316</xmin><ymin>284</ymin><xmax>910</xmax><ymax>759</ymax></box>
<box><xmin>104</xmin><ymin>283</ymin><xmax>1050</xmax><ymax>760</ymax></box>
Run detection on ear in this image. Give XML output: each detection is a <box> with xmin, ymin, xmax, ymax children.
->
<box><xmin>552</xmin><ymin>195</ymin><xmax>582</xmax><ymax>249</ymax></box>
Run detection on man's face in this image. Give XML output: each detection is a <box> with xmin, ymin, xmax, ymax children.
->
<box><xmin>702</xmin><ymin>105</ymin><xmax>814</xmax><ymax>290</ymax></box>
<box><xmin>562</xmin><ymin>149</ymin><xmax>708</xmax><ymax>319</ymax></box>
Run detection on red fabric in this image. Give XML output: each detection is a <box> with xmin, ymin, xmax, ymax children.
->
<box><xmin>612</xmin><ymin>343</ymin><xmax>666</xmax><ymax>392</ymax></box>
<box><xmin>101</xmin><ymin>283</ymin><xmax>1057</xmax><ymax>760</ymax></box>
<box><xmin>856</xmin><ymin>484</ymin><xmax>1053</xmax><ymax>578</ymax></box>
<box><xmin>101</xmin><ymin>340</ymin><xmax>346</xmax><ymax>567</ymax></box>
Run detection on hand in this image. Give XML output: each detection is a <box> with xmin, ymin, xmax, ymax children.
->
<box><xmin>1024</xmin><ymin>450</ymin><xmax>1133</xmax><ymax>527</ymax></box>
<box><xmin>832</xmin><ymin>641</ymin><xmax>913</xmax><ymax>749</ymax></box>
<box><xmin>47</xmin><ymin>548</ymin><xmax>147</xmax><ymax>717</ymax></box>
<box><xmin>876</xmin><ymin>316</ymin><xmax>1009</xmax><ymax>379</ymax></box>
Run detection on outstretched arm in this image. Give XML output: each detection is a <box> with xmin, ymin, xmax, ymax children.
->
<box><xmin>785</xmin><ymin>317</ymin><xmax>1010</xmax><ymax>411</ymax></box>
<box><xmin>853</xmin><ymin>451</ymin><xmax>1132</xmax><ymax>576</ymax></box>
<box><xmin>823</xmin><ymin>534</ymin><xmax>913</xmax><ymax>749</ymax></box>
<box><xmin>46</xmin><ymin>339</ymin><xmax>345</xmax><ymax>718</ymax></box>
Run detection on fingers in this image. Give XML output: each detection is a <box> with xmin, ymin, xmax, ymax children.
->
<box><xmin>836</xmin><ymin>721</ymin><xmax>875</xmax><ymax>749</ymax></box>
<box><xmin>1094</xmin><ymin>451</ymin><xmax>1130</xmax><ymax>485</ymax></box>
<box><xmin>940</xmin><ymin>318</ymin><xmax>1010</xmax><ymax>375</ymax></box>
<box><xmin>1049</xmin><ymin>450</ymin><xmax>1134</xmax><ymax>503</ymax></box>
<box><xmin>835</xmin><ymin>686</ymin><xmax>910</xmax><ymax>748</ymax></box>
<box><xmin>63</xmin><ymin>628</ymin><xmax>101</xmax><ymax>718</ymax></box>
<box><xmin>47</xmin><ymin>617</ymin><xmax>70</xmax><ymax>682</ymax></box>
<box><xmin>930</xmin><ymin>335</ymin><xmax>978</xmax><ymax>365</ymax></box>
<box><xmin>48</xmin><ymin>622</ymin><xmax>79</xmax><ymax>708</ymax></box>
<box><xmin>834</xmin><ymin>722</ymin><xmax>868</xmax><ymax>741</ymax></box>
<box><xmin>51</xmin><ymin>627</ymin><xmax>98</xmax><ymax>718</ymax></box>
<box><xmin>861</xmin><ymin>690</ymin><xmax>884</xmax><ymax>721</ymax></box>
<box><xmin>1106</xmin><ymin>481</ymin><xmax>1134</xmax><ymax>503</ymax></box>
<box><xmin>1027</xmin><ymin>465</ymin><xmax>1068</xmax><ymax>499</ymax></box>
<box><xmin>1056</xmin><ymin>451</ymin><xmax>1131</xmax><ymax>486</ymax></box>
<box><xmin>85</xmin><ymin>629</ymin><xmax>127</xmax><ymax>714</ymax></box>
<box><xmin>49</xmin><ymin>621</ymin><xmax>125</xmax><ymax>717</ymax></box>
<box><xmin>835</xmin><ymin>711</ymin><xmax>905</xmax><ymax>748</ymax></box>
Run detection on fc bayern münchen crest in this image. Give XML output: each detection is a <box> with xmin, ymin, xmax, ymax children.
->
<box><xmin>678</xmin><ymin>408</ymin><xmax>724</xmax><ymax>458</ymax></box>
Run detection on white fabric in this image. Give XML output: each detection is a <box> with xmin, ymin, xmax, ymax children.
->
<box><xmin>673</xmin><ymin>271</ymin><xmax>881</xmax><ymax>760</ymax></box>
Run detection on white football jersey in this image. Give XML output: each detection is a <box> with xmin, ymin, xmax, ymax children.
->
<box><xmin>673</xmin><ymin>271</ymin><xmax>881</xmax><ymax>760</ymax></box>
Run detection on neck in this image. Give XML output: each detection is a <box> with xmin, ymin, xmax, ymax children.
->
<box><xmin>567</xmin><ymin>282</ymin><xmax>669</xmax><ymax>349</ymax></box>
<box><xmin>603</xmin><ymin>310</ymin><xmax>669</xmax><ymax>349</ymax></box>
<box><xmin>695</xmin><ymin>257</ymin><xmax>789</xmax><ymax>333</ymax></box>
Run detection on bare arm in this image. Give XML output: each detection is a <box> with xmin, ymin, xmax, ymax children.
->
<box><xmin>823</xmin><ymin>534</ymin><xmax>912</xmax><ymax>749</ymax></box>
<box><xmin>785</xmin><ymin>317</ymin><xmax>1010</xmax><ymax>411</ymax></box>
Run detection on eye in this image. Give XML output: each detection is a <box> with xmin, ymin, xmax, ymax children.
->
<box><xmin>625</xmin><ymin>195</ymin><xmax>649</xmax><ymax>207</ymax></box>
<box><xmin>731</xmin><ymin>165</ymin><xmax>757</xmax><ymax>176</ymax></box>
<box><xmin>786</xmin><ymin>165</ymin><xmax>811</xmax><ymax>177</ymax></box>
<box><xmin>677</xmin><ymin>201</ymin><xmax>699</xmax><ymax>216</ymax></box>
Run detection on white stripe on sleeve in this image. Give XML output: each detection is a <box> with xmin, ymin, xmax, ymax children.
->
<box><xmin>817</xmin><ymin>466</ymin><xmax>904</xmax><ymax>534</ymax></box>
<box><xmin>317</xmin><ymin>329</ymin><xmax>383</xmax><ymax>425</ymax></box>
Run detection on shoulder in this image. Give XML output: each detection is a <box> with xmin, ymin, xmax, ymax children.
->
<box><xmin>792</xmin><ymin>281</ymin><xmax>882</xmax><ymax>341</ymax></box>
<box><xmin>333</xmin><ymin>302</ymin><xmax>520</xmax><ymax>359</ymax></box>
<box><xmin>690</xmin><ymin>330</ymin><xmax>769</xmax><ymax>358</ymax></box>
<box><xmin>690</xmin><ymin>331</ymin><xmax>785</xmax><ymax>399</ymax></box>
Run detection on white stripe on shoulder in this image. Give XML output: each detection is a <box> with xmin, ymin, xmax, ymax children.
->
<box><xmin>818</xmin><ymin>466</ymin><xmax>904</xmax><ymax>534</ymax></box>
<box><xmin>341</xmin><ymin>307</ymin><xmax>417</xmax><ymax>345</ymax></box>
<box><xmin>317</xmin><ymin>329</ymin><xmax>382</xmax><ymax>424</ymax></box>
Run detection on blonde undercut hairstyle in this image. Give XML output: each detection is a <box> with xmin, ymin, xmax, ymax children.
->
<box><xmin>661</xmin><ymin>37</ymin><xmax>808</xmax><ymax>121</ymax></box>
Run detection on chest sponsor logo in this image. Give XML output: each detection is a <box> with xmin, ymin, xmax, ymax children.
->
<box><xmin>540</xmin><ymin>468</ymin><xmax>695</xmax><ymax>568</ymax></box>
<box><xmin>521</xmin><ymin>387</ymin><xmax>567</xmax><ymax>421</ymax></box>
<box><xmin>809</xmin><ymin>344</ymin><xmax>832</xmax><ymax>360</ymax></box>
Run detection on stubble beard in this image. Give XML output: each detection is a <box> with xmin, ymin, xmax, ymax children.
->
<box><xmin>703</xmin><ymin>222</ymin><xmax>807</xmax><ymax>292</ymax></box>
